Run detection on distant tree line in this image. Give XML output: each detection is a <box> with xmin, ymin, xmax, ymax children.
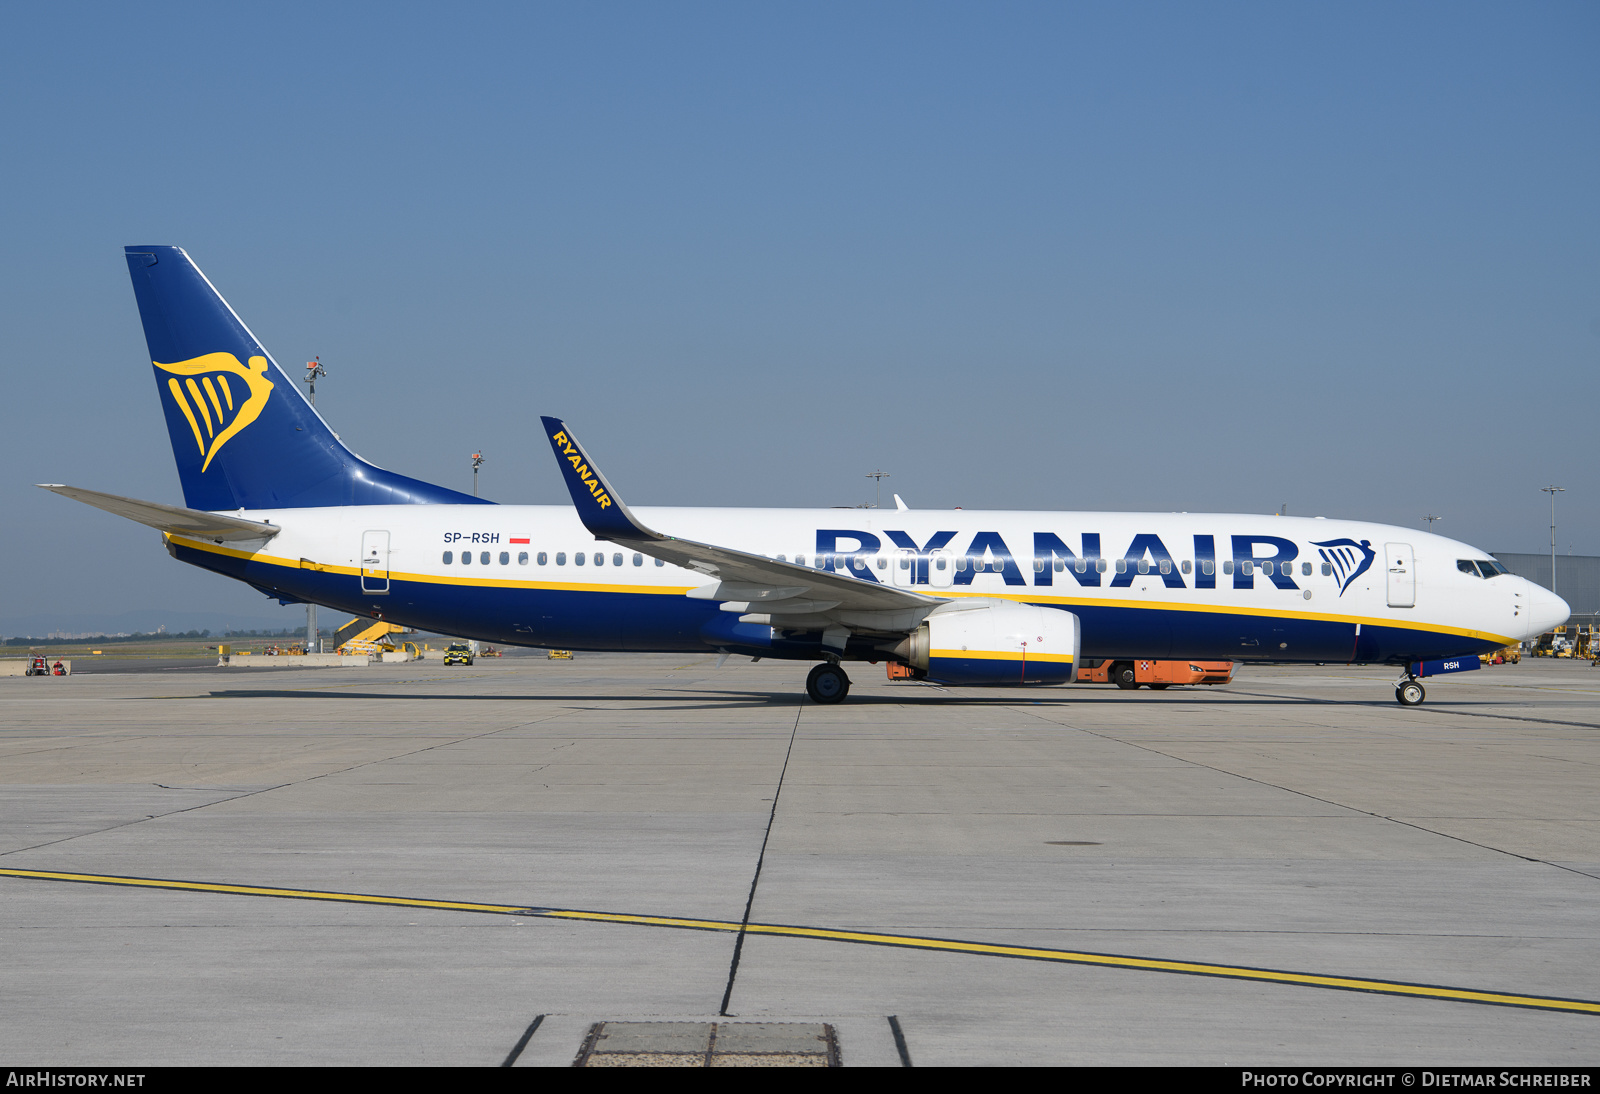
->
<box><xmin>2</xmin><ymin>628</ymin><xmax>317</xmax><ymax>647</ymax></box>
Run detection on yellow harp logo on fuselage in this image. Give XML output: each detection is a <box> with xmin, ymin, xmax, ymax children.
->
<box><xmin>154</xmin><ymin>353</ymin><xmax>275</xmax><ymax>472</ymax></box>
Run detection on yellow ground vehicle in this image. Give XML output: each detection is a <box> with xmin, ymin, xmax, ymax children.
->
<box><xmin>1480</xmin><ymin>645</ymin><xmax>1521</xmax><ymax>665</ymax></box>
<box><xmin>332</xmin><ymin>618</ymin><xmax>410</xmax><ymax>657</ymax></box>
<box><xmin>443</xmin><ymin>642</ymin><xmax>474</xmax><ymax>666</ymax></box>
<box><xmin>547</xmin><ymin>650</ymin><xmax>574</xmax><ymax>660</ymax></box>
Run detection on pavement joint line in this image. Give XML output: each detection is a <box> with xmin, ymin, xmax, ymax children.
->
<box><xmin>1018</xmin><ymin>706</ymin><xmax>1565</xmax><ymax>867</ymax></box>
<box><xmin>4</xmin><ymin>866</ymin><xmax>1599</xmax><ymax>1017</ymax></box>
<box><xmin>719</xmin><ymin>697</ymin><xmax>804</xmax><ymax>1016</ymax></box>
<box><xmin>1226</xmin><ymin>685</ymin><xmax>1600</xmax><ymax>731</ymax></box>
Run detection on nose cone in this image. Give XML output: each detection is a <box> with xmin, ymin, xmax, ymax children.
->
<box><xmin>1522</xmin><ymin>581</ymin><xmax>1570</xmax><ymax>638</ymax></box>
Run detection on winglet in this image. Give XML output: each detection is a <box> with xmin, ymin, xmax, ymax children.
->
<box><xmin>540</xmin><ymin>416</ymin><xmax>658</xmax><ymax>542</ymax></box>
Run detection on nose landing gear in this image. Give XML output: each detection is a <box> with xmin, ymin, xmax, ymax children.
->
<box><xmin>806</xmin><ymin>662</ymin><xmax>851</xmax><ymax>704</ymax></box>
<box><xmin>1395</xmin><ymin>676</ymin><xmax>1426</xmax><ymax>706</ymax></box>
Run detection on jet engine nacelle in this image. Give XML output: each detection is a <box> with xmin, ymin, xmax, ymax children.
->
<box><xmin>901</xmin><ymin>600</ymin><xmax>1080</xmax><ymax>686</ymax></box>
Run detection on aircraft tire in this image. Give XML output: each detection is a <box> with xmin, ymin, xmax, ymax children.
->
<box><xmin>1113</xmin><ymin>663</ymin><xmax>1139</xmax><ymax>689</ymax></box>
<box><xmin>1396</xmin><ymin>680</ymin><xmax>1425</xmax><ymax>706</ymax></box>
<box><xmin>806</xmin><ymin>663</ymin><xmax>851</xmax><ymax>704</ymax></box>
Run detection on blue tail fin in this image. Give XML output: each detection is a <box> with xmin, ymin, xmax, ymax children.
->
<box><xmin>124</xmin><ymin>246</ymin><xmax>487</xmax><ymax>510</ymax></box>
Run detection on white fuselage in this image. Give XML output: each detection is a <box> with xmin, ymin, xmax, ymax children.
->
<box><xmin>166</xmin><ymin>505</ymin><xmax>1567</xmax><ymax>664</ymax></box>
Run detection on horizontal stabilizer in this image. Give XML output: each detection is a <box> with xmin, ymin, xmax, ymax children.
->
<box><xmin>37</xmin><ymin>484</ymin><xmax>280</xmax><ymax>542</ymax></box>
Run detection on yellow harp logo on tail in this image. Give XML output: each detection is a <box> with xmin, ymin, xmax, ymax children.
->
<box><xmin>154</xmin><ymin>353</ymin><xmax>275</xmax><ymax>472</ymax></box>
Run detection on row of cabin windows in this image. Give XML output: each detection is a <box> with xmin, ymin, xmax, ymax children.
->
<box><xmin>441</xmin><ymin>550</ymin><xmax>666</xmax><ymax>568</ymax></box>
<box><xmin>437</xmin><ymin>549</ymin><xmax>1339</xmax><ymax>579</ymax></box>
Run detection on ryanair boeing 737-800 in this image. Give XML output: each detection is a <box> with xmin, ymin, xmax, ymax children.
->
<box><xmin>40</xmin><ymin>246</ymin><xmax>1569</xmax><ymax>705</ymax></box>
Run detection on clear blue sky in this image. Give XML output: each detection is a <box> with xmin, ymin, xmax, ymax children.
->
<box><xmin>2</xmin><ymin>1</ymin><xmax>1597</xmax><ymax>632</ymax></box>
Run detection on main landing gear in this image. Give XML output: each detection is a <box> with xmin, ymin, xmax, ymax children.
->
<box><xmin>1395</xmin><ymin>676</ymin><xmax>1426</xmax><ymax>706</ymax></box>
<box><xmin>806</xmin><ymin>662</ymin><xmax>851</xmax><ymax>705</ymax></box>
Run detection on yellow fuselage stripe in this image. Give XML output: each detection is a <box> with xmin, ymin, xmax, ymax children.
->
<box><xmin>3</xmin><ymin>868</ymin><xmax>1593</xmax><ymax>1015</ymax></box>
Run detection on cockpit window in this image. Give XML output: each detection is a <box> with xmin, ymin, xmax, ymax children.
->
<box><xmin>1478</xmin><ymin>559</ymin><xmax>1509</xmax><ymax>578</ymax></box>
<box><xmin>1458</xmin><ymin>559</ymin><xmax>1482</xmax><ymax>577</ymax></box>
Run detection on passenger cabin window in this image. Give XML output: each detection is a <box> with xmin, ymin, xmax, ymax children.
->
<box><xmin>877</xmin><ymin>557</ymin><xmax>887</xmax><ymax>570</ymax></box>
<box><xmin>1262</xmin><ymin>561</ymin><xmax>1274</xmax><ymax>576</ymax></box>
<box><xmin>1158</xmin><ymin>560</ymin><xmax>1171</xmax><ymax>575</ymax></box>
<box><xmin>935</xmin><ymin>557</ymin><xmax>947</xmax><ymax>571</ymax></box>
<box><xmin>537</xmin><ymin>552</ymin><xmax>548</xmax><ymax>565</ymax></box>
<box><xmin>955</xmin><ymin>557</ymin><xmax>967</xmax><ymax>572</ymax></box>
<box><xmin>1201</xmin><ymin>560</ymin><xmax>1214</xmax><ymax>576</ymax></box>
<box><xmin>1075</xmin><ymin>559</ymin><xmax>1088</xmax><ymax>574</ymax></box>
<box><xmin>1241</xmin><ymin>561</ymin><xmax>1254</xmax><ymax>576</ymax></box>
<box><xmin>655</xmin><ymin>558</ymin><xmax>664</xmax><ymax>567</ymax></box>
<box><xmin>1136</xmin><ymin>559</ymin><xmax>1149</xmax><ymax>575</ymax></box>
<box><xmin>556</xmin><ymin>552</ymin><xmax>567</xmax><ymax>565</ymax></box>
<box><xmin>518</xmin><ymin>552</ymin><xmax>529</xmax><ymax>565</ymax></box>
<box><xmin>462</xmin><ymin>551</ymin><xmax>472</xmax><ymax>565</ymax></box>
<box><xmin>442</xmin><ymin>551</ymin><xmax>453</xmax><ymax>564</ymax></box>
<box><xmin>1054</xmin><ymin>559</ymin><xmax>1064</xmax><ymax>572</ymax></box>
<box><xmin>1181</xmin><ymin>560</ymin><xmax>1192</xmax><ymax>575</ymax></box>
<box><xmin>1034</xmin><ymin>559</ymin><xmax>1045</xmax><ymax>572</ymax></box>
<box><xmin>499</xmin><ymin>552</ymin><xmax>510</xmax><ymax>565</ymax></box>
<box><xmin>1321</xmin><ymin>562</ymin><xmax>1332</xmax><ymax>576</ymax></box>
<box><xmin>592</xmin><ymin>552</ymin><xmax>602</xmax><ymax>566</ymax></box>
<box><xmin>613</xmin><ymin>553</ymin><xmax>623</xmax><ymax>567</ymax></box>
<box><xmin>1301</xmin><ymin>562</ymin><xmax>1312</xmax><ymax>576</ymax></box>
<box><xmin>634</xmin><ymin>553</ymin><xmax>643</xmax><ymax>566</ymax></box>
<box><xmin>1222</xmin><ymin>560</ymin><xmax>1234</xmax><ymax>575</ymax></box>
<box><xmin>1115</xmin><ymin>559</ymin><xmax>1128</xmax><ymax>574</ymax></box>
<box><xmin>480</xmin><ymin>551</ymin><xmax>490</xmax><ymax>565</ymax></box>
<box><xmin>1096</xmin><ymin>558</ymin><xmax>1108</xmax><ymax>574</ymax></box>
<box><xmin>574</xmin><ymin>552</ymin><xmax>585</xmax><ymax>566</ymax></box>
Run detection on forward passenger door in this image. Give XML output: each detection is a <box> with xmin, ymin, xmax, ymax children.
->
<box><xmin>1385</xmin><ymin>542</ymin><xmax>1414</xmax><ymax>608</ymax></box>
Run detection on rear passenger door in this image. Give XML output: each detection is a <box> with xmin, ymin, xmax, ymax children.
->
<box><xmin>361</xmin><ymin>530</ymin><xmax>390</xmax><ymax>594</ymax></box>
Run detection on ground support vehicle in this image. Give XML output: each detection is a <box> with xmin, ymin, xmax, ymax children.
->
<box><xmin>443</xmin><ymin>643</ymin><xmax>474</xmax><ymax>666</ymax></box>
<box><xmin>1077</xmin><ymin>658</ymin><xmax>1234</xmax><ymax>690</ymax></box>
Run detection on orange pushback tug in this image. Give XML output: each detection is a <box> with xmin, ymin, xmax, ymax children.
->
<box><xmin>1076</xmin><ymin>659</ymin><xmax>1234</xmax><ymax>690</ymax></box>
<box><xmin>886</xmin><ymin>657</ymin><xmax>1233</xmax><ymax>689</ymax></box>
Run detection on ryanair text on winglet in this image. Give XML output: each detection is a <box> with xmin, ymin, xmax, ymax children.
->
<box><xmin>552</xmin><ymin>431</ymin><xmax>613</xmax><ymax>510</ymax></box>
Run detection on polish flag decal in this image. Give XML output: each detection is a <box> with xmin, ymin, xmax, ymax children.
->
<box><xmin>509</xmin><ymin>536</ymin><xmax>530</xmax><ymax>544</ymax></box>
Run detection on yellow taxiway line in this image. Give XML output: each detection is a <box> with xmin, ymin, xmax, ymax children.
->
<box><xmin>4</xmin><ymin>867</ymin><xmax>1596</xmax><ymax>1017</ymax></box>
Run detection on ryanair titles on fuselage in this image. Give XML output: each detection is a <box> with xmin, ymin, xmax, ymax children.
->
<box><xmin>816</xmin><ymin>527</ymin><xmax>1376</xmax><ymax>595</ymax></box>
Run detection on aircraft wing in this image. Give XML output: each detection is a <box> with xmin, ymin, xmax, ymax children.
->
<box><xmin>38</xmin><ymin>484</ymin><xmax>281</xmax><ymax>542</ymax></box>
<box><xmin>539</xmin><ymin>417</ymin><xmax>939</xmax><ymax>619</ymax></box>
